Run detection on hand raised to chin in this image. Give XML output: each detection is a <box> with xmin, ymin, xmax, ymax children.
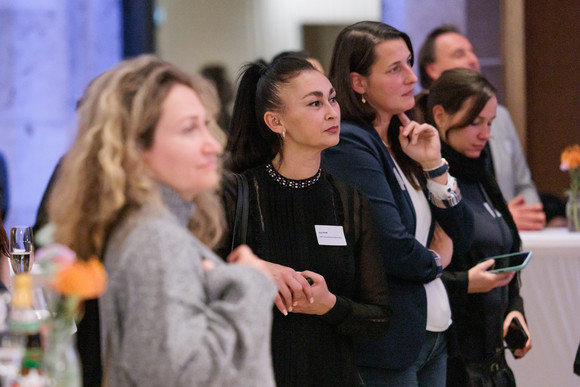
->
<box><xmin>397</xmin><ymin>113</ymin><xmax>442</xmax><ymax>170</ymax></box>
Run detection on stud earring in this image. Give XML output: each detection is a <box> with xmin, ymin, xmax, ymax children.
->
<box><xmin>361</xmin><ymin>95</ymin><xmax>367</xmax><ymax>104</ymax></box>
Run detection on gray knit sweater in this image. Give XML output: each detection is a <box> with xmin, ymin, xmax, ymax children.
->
<box><xmin>100</xmin><ymin>186</ymin><xmax>276</xmax><ymax>386</ymax></box>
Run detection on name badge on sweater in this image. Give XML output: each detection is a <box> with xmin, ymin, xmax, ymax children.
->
<box><xmin>315</xmin><ymin>225</ymin><xmax>347</xmax><ymax>246</ymax></box>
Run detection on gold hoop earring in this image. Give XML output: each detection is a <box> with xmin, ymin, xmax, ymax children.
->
<box><xmin>361</xmin><ymin>95</ymin><xmax>366</xmax><ymax>104</ymax></box>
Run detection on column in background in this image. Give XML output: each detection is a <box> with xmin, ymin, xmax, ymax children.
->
<box><xmin>0</xmin><ymin>0</ymin><xmax>121</xmax><ymax>228</ymax></box>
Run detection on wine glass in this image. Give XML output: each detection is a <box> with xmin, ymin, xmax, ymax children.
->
<box><xmin>9</xmin><ymin>227</ymin><xmax>48</xmax><ymax>321</ymax></box>
<box><xmin>9</xmin><ymin>226</ymin><xmax>34</xmax><ymax>274</ymax></box>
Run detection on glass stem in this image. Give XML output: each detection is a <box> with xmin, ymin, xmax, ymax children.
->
<box><xmin>571</xmin><ymin>169</ymin><xmax>579</xmax><ymax>230</ymax></box>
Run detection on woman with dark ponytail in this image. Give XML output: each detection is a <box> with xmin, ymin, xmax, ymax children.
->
<box><xmin>223</xmin><ymin>62</ymin><xmax>281</xmax><ymax>173</ymax></box>
<box><xmin>217</xmin><ymin>56</ymin><xmax>391</xmax><ymax>387</ymax></box>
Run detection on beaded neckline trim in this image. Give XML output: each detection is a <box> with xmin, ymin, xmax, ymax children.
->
<box><xmin>265</xmin><ymin>163</ymin><xmax>322</xmax><ymax>189</ymax></box>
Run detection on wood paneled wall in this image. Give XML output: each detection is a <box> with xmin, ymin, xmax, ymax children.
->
<box><xmin>525</xmin><ymin>0</ymin><xmax>580</xmax><ymax>197</ymax></box>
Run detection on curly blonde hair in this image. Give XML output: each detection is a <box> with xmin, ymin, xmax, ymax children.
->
<box><xmin>48</xmin><ymin>54</ymin><xmax>225</xmax><ymax>260</ymax></box>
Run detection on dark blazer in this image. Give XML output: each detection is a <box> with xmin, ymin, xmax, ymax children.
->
<box><xmin>322</xmin><ymin>120</ymin><xmax>474</xmax><ymax>370</ymax></box>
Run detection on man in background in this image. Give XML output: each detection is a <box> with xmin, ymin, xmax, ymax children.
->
<box><xmin>417</xmin><ymin>25</ymin><xmax>545</xmax><ymax>231</ymax></box>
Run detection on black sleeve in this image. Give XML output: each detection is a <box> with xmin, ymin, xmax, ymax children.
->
<box><xmin>506</xmin><ymin>272</ymin><xmax>524</xmax><ymax>318</ymax></box>
<box><xmin>214</xmin><ymin>173</ymin><xmax>238</xmax><ymax>260</ymax></box>
<box><xmin>319</xmin><ymin>185</ymin><xmax>391</xmax><ymax>340</ymax></box>
<box><xmin>431</xmin><ymin>201</ymin><xmax>475</xmax><ymax>257</ymax></box>
<box><xmin>33</xmin><ymin>157</ymin><xmax>64</xmax><ymax>242</ymax></box>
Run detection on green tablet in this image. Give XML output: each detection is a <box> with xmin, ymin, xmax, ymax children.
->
<box><xmin>480</xmin><ymin>251</ymin><xmax>533</xmax><ymax>273</ymax></box>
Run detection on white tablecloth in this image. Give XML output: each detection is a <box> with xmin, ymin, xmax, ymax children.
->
<box><xmin>506</xmin><ymin>228</ymin><xmax>580</xmax><ymax>386</ymax></box>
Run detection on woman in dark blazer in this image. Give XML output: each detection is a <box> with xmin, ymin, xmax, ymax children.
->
<box><xmin>322</xmin><ymin>21</ymin><xmax>474</xmax><ymax>386</ymax></box>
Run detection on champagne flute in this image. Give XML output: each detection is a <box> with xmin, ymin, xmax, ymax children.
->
<box><xmin>9</xmin><ymin>226</ymin><xmax>34</xmax><ymax>274</ymax></box>
<box><xmin>9</xmin><ymin>228</ymin><xmax>49</xmax><ymax>322</ymax></box>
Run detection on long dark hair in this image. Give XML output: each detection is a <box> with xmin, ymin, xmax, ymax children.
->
<box><xmin>329</xmin><ymin>21</ymin><xmax>422</xmax><ymax>188</ymax></box>
<box><xmin>0</xmin><ymin>220</ymin><xmax>7</xmax><ymax>257</ymax></box>
<box><xmin>225</xmin><ymin>57</ymin><xmax>316</xmax><ymax>173</ymax></box>
<box><xmin>426</xmin><ymin>68</ymin><xmax>496</xmax><ymax>141</ymax></box>
<box><xmin>429</xmin><ymin>68</ymin><xmax>520</xmax><ymax>252</ymax></box>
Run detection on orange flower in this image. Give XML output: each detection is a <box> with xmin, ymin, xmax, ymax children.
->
<box><xmin>52</xmin><ymin>257</ymin><xmax>107</xmax><ymax>299</ymax></box>
<box><xmin>560</xmin><ymin>144</ymin><xmax>580</xmax><ymax>170</ymax></box>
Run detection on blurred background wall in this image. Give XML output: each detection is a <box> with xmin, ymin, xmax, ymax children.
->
<box><xmin>155</xmin><ymin>0</ymin><xmax>381</xmax><ymax>80</ymax></box>
<box><xmin>0</xmin><ymin>0</ymin><xmax>578</xmax><ymax>229</ymax></box>
<box><xmin>0</xmin><ymin>0</ymin><xmax>121</xmax><ymax>229</ymax></box>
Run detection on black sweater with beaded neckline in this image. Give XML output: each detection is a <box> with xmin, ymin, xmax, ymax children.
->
<box><xmin>216</xmin><ymin>164</ymin><xmax>391</xmax><ymax>387</ymax></box>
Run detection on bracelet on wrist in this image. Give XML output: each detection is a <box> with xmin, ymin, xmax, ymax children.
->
<box><xmin>423</xmin><ymin>158</ymin><xmax>449</xmax><ymax>179</ymax></box>
<box><xmin>428</xmin><ymin>178</ymin><xmax>462</xmax><ymax>208</ymax></box>
<box><xmin>430</xmin><ymin>250</ymin><xmax>443</xmax><ymax>278</ymax></box>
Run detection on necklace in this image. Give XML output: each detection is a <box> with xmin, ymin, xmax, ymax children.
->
<box><xmin>382</xmin><ymin>140</ymin><xmax>394</xmax><ymax>156</ymax></box>
<box><xmin>265</xmin><ymin>163</ymin><xmax>322</xmax><ymax>188</ymax></box>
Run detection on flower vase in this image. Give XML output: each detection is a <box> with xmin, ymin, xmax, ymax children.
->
<box><xmin>566</xmin><ymin>190</ymin><xmax>580</xmax><ymax>232</ymax></box>
<box><xmin>43</xmin><ymin>317</ymin><xmax>81</xmax><ymax>387</ymax></box>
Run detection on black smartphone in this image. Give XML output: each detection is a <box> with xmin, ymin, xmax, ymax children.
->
<box><xmin>504</xmin><ymin>317</ymin><xmax>528</xmax><ymax>355</ymax></box>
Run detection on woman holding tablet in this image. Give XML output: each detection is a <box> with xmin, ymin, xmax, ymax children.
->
<box><xmin>424</xmin><ymin>68</ymin><xmax>532</xmax><ymax>386</ymax></box>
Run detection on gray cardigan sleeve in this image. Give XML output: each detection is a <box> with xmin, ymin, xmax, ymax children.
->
<box><xmin>105</xmin><ymin>219</ymin><xmax>276</xmax><ymax>387</ymax></box>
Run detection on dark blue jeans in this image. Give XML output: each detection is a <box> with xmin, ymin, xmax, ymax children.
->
<box><xmin>358</xmin><ymin>331</ymin><xmax>448</xmax><ymax>387</ymax></box>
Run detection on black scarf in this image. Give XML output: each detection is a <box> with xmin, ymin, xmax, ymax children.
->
<box><xmin>442</xmin><ymin>142</ymin><xmax>522</xmax><ymax>253</ymax></box>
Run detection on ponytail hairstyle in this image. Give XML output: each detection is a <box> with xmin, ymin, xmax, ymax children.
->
<box><xmin>224</xmin><ymin>57</ymin><xmax>316</xmax><ymax>173</ymax></box>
